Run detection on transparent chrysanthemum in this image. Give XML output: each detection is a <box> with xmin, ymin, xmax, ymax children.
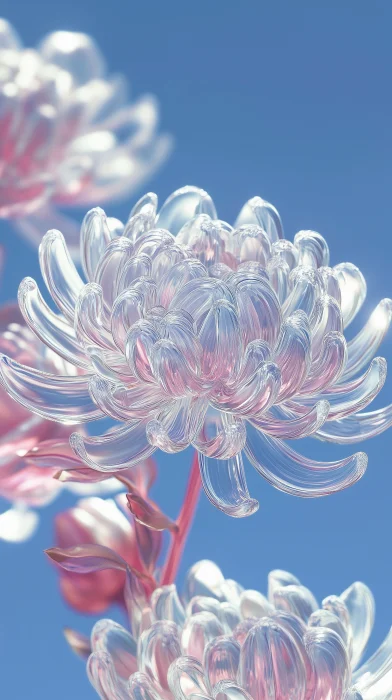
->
<box><xmin>0</xmin><ymin>19</ymin><xmax>171</xmax><ymax>253</ymax></box>
<box><xmin>1</xmin><ymin>185</ymin><xmax>391</xmax><ymax>517</ymax></box>
<box><xmin>81</xmin><ymin>558</ymin><xmax>391</xmax><ymax>700</ymax></box>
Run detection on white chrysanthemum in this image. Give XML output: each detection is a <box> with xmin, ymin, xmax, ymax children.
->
<box><xmin>85</xmin><ymin>559</ymin><xmax>392</xmax><ymax>700</ymax></box>
<box><xmin>1</xmin><ymin>186</ymin><xmax>391</xmax><ymax>516</ymax></box>
<box><xmin>0</xmin><ymin>19</ymin><xmax>171</xmax><ymax>252</ymax></box>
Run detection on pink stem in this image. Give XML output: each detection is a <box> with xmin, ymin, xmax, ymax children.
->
<box><xmin>160</xmin><ymin>450</ymin><xmax>202</xmax><ymax>585</ymax></box>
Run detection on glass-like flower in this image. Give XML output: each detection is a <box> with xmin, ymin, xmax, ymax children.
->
<box><xmin>0</xmin><ymin>19</ymin><xmax>171</xmax><ymax>253</ymax></box>
<box><xmin>1</xmin><ymin>186</ymin><xmax>391</xmax><ymax>517</ymax></box>
<box><xmin>68</xmin><ymin>555</ymin><xmax>391</xmax><ymax>700</ymax></box>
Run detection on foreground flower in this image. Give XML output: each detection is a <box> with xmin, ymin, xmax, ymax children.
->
<box><xmin>1</xmin><ymin>186</ymin><xmax>392</xmax><ymax>517</ymax></box>
<box><xmin>0</xmin><ymin>19</ymin><xmax>171</xmax><ymax>253</ymax></box>
<box><xmin>65</xmin><ymin>556</ymin><xmax>391</xmax><ymax>699</ymax></box>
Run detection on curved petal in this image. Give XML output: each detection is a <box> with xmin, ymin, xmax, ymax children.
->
<box><xmin>353</xmin><ymin>627</ymin><xmax>392</xmax><ymax>696</ymax></box>
<box><xmin>300</xmin><ymin>331</ymin><xmax>347</xmax><ymax>394</ymax></box>
<box><xmin>204</xmin><ymin>636</ymin><xmax>240</xmax><ymax>687</ymax></box>
<box><xmin>245</xmin><ymin>423</ymin><xmax>367</xmax><ymax>497</ymax></box>
<box><xmin>87</xmin><ymin>650</ymin><xmax>123</xmax><ymax>699</ymax></box>
<box><xmin>146</xmin><ymin>397</ymin><xmax>207</xmax><ymax>453</ymax></box>
<box><xmin>18</xmin><ymin>277</ymin><xmax>89</xmax><ymax>369</ymax></box>
<box><xmin>294</xmin><ymin>230</ymin><xmax>329</xmax><ymax>268</ymax></box>
<box><xmin>128</xmin><ymin>672</ymin><xmax>162</xmax><ymax>700</ymax></box>
<box><xmin>39</xmin><ymin>30</ymin><xmax>106</xmax><ymax>84</ymax></box>
<box><xmin>0</xmin><ymin>355</ymin><xmax>102</xmax><ymax>423</ymax></box>
<box><xmin>193</xmin><ymin>408</ymin><xmax>246</xmax><ymax>460</ymax></box>
<box><xmin>198</xmin><ymin>453</ymin><xmax>259</xmax><ymax>518</ymax></box>
<box><xmin>70</xmin><ymin>420</ymin><xmax>155</xmax><ymax>471</ymax></box>
<box><xmin>138</xmin><ymin>620</ymin><xmax>181</xmax><ymax>692</ymax></box>
<box><xmin>282</xmin><ymin>266</ymin><xmax>322</xmax><ymax>318</ymax></box>
<box><xmin>272</xmin><ymin>584</ymin><xmax>318</xmax><ymax>622</ymax></box>
<box><xmin>182</xmin><ymin>612</ymin><xmax>224</xmax><ymax>663</ymax></box>
<box><xmin>91</xmin><ymin>619</ymin><xmax>137</xmax><ymax>679</ymax></box>
<box><xmin>334</xmin><ymin>263</ymin><xmax>367</xmax><ymax>329</ymax></box>
<box><xmin>235</xmin><ymin>196</ymin><xmax>283</xmax><ymax>243</ymax></box>
<box><xmin>80</xmin><ymin>207</ymin><xmax>113</xmax><ymax>281</ymax></box>
<box><xmin>74</xmin><ymin>283</ymin><xmax>115</xmax><ymax>350</ymax></box>
<box><xmin>316</xmin><ymin>403</ymin><xmax>392</xmax><ymax>444</ymax></box>
<box><xmin>340</xmin><ymin>299</ymin><xmax>392</xmax><ymax>382</ymax></box>
<box><xmin>340</xmin><ymin>582</ymin><xmax>375</xmax><ymax>670</ymax></box>
<box><xmin>39</xmin><ymin>229</ymin><xmax>84</xmax><ymax>322</ymax></box>
<box><xmin>251</xmin><ymin>401</ymin><xmax>330</xmax><ymax>439</ymax></box>
<box><xmin>305</xmin><ymin>628</ymin><xmax>350</xmax><ymax>700</ymax></box>
<box><xmin>274</xmin><ymin>311</ymin><xmax>311</xmax><ymax>400</ymax></box>
<box><xmin>157</xmin><ymin>186</ymin><xmax>217</xmax><ymax>234</ymax></box>
<box><xmin>89</xmin><ymin>376</ymin><xmax>162</xmax><ymax>421</ymax></box>
<box><xmin>168</xmin><ymin>656</ymin><xmax>211</xmax><ymax>700</ymax></box>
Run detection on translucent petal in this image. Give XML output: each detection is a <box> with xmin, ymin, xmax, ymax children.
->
<box><xmin>182</xmin><ymin>612</ymin><xmax>224</xmax><ymax>662</ymax></box>
<box><xmin>193</xmin><ymin>409</ymin><xmax>246</xmax><ymax>459</ymax></box>
<box><xmin>232</xmin><ymin>271</ymin><xmax>282</xmax><ymax>347</ymax></box>
<box><xmin>300</xmin><ymin>332</ymin><xmax>347</xmax><ymax>394</ymax></box>
<box><xmin>294</xmin><ymin>230</ymin><xmax>329</xmax><ymax>268</ymax></box>
<box><xmin>245</xmin><ymin>424</ymin><xmax>367</xmax><ymax>497</ymax></box>
<box><xmin>318</xmin><ymin>267</ymin><xmax>341</xmax><ymax>305</ymax></box>
<box><xmin>199</xmin><ymin>300</ymin><xmax>242</xmax><ymax>382</ymax></box>
<box><xmin>204</xmin><ymin>636</ymin><xmax>240</xmax><ymax>687</ymax></box>
<box><xmin>235</xmin><ymin>196</ymin><xmax>283</xmax><ymax>243</ymax></box>
<box><xmin>274</xmin><ymin>311</ymin><xmax>311</xmax><ymax>400</ymax></box>
<box><xmin>128</xmin><ymin>672</ymin><xmax>162</xmax><ymax>700</ymax></box>
<box><xmin>184</xmin><ymin>561</ymin><xmax>225</xmax><ymax>604</ymax></box>
<box><xmin>268</xmin><ymin>570</ymin><xmax>300</xmax><ymax>601</ymax></box>
<box><xmin>87</xmin><ymin>650</ymin><xmax>123</xmax><ymax>699</ymax></box>
<box><xmin>283</xmin><ymin>266</ymin><xmax>322</xmax><ymax>318</ymax></box>
<box><xmin>340</xmin><ymin>299</ymin><xmax>392</xmax><ymax>382</ymax></box>
<box><xmin>151</xmin><ymin>585</ymin><xmax>186</xmax><ymax>627</ymax></box>
<box><xmin>74</xmin><ymin>283</ymin><xmax>114</xmax><ymax>350</ymax></box>
<box><xmin>70</xmin><ymin>420</ymin><xmax>156</xmax><ymax>471</ymax></box>
<box><xmin>238</xmin><ymin>618</ymin><xmax>307</xmax><ymax>700</ymax></box>
<box><xmin>251</xmin><ymin>401</ymin><xmax>329</xmax><ymax>439</ymax></box>
<box><xmin>94</xmin><ymin>237</ymin><xmax>134</xmax><ymax>311</ymax></box>
<box><xmin>91</xmin><ymin>618</ymin><xmax>137</xmax><ymax>679</ymax></box>
<box><xmin>170</xmin><ymin>278</ymin><xmax>235</xmax><ymax>330</ymax></box>
<box><xmin>340</xmin><ymin>582</ymin><xmax>375</xmax><ymax>670</ymax></box>
<box><xmin>309</xmin><ymin>609</ymin><xmax>350</xmax><ymax>647</ymax></box>
<box><xmin>198</xmin><ymin>453</ymin><xmax>259</xmax><ymax>518</ymax></box>
<box><xmin>213</xmin><ymin>680</ymin><xmax>253</xmax><ymax>700</ymax></box>
<box><xmin>187</xmin><ymin>596</ymin><xmax>223</xmax><ymax>619</ymax></box>
<box><xmin>0</xmin><ymin>355</ymin><xmax>102</xmax><ymax>423</ymax></box>
<box><xmin>80</xmin><ymin>207</ymin><xmax>113</xmax><ymax>282</ymax></box>
<box><xmin>158</xmin><ymin>309</ymin><xmax>202</xmax><ymax>374</ymax></box>
<box><xmin>273</xmin><ymin>584</ymin><xmax>318</xmax><ymax>622</ymax></box>
<box><xmin>157</xmin><ymin>186</ymin><xmax>217</xmax><ymax>234</ymax></box>
<box><xmin>138</xmin><ymin>620</ymin><xmax>181</xmax><ymax>692</ymax></box>
<box><xmin>18</xmin><ymin>277</ymin><xmax>89</xmax><ymax>369</ymax></box>
<box><xmin>168</xmin><ymin>657</ymin><xmax>211</xmax><ymax>700</ymax></box>
<box><xmin>334</xmin><ymin>263</ymin><xmax>367</xmax><ymax>329</ymax></box>
<box><xmin>267</xmin><ymin>256</ymin><xmax>291</xmax><ymax>304</ymax></box>
<box><xmin>90</xmin><ymin>376</ymin><xmax>162</xmax><ymax>421</ymax></box>
<box><xmin>353</xmin><ymin>627</ymin><xmax>392</xmax><ymax>698</ymax></box>
<box><xmin>116</xmin><ymin>255</ymin><xmax>152</xmax><ymax>297</ymax></box>
<box><xmin>310</xmin><ymin>294</ymin><xmax>343</xmax><ymax>359</ymax></box>
<box><xmin>232</xmin><ymin>619</ymin><xmax>259</xmax><ymax>646</ymax></box>
<box><xmin>126</xmin><ymin>319</ymin><xmax>160</xmax><ymax>383</ymax></box>
<box><xmin>147</xmin><ymin>397</ymin><xmax>207</xmax><ymax>453</ymax></box>
<box><xmin>272</xmin><ymin>240</ymin><xmax>298</xmax><ymax>270</ymax></box>
<box><xmin>151</xmin><ymin>339</ymin><xmax>202</xmax><ymax>397</ymax></box>
<box><xmin>317</xmin><ymin>403</ymin><xmax>392</xmax><ymax>444</ymax></box>
<box><xmin>309</xmin><ymin>357</ymin><xmax>387</xmax><ymax>420</ymax></box>
<box><xmin>158</xmin><ymin>258</ymin><xmax>208</xmax><ymax>309</ymax></box>
<box><xmin>239</xmin><ymin>590</ymin><xmax>274</xmax><ymax>618</ymax></box>
<box><xmin>39</xmin><ymin>229</ymin><xmax>84</xmax><ymax>322</ymax></box>
<box><xmin>305</xmin><ymin>628</ymin><xmax>350</xmax><ymax>700</ymax></box>
<box><xmin>111</xmin><ymin>288</ymin><xmax>146</xmax><ymax>352</ymax></box>
<box><xmin>229</xmin><ymin>225</ymin><xmax>271</xmax><ymax>266</ymax></box>
<box><xmin>39</xmin><ymin>31</ymin><xmax>105</xmax><ymax>84</ymax></box>
<box><xmin>213</xmin><ymin>361</ymin><xmax>281</xmax><ymax>418</ymax></box>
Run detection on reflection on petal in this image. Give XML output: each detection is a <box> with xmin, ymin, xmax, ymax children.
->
<box><xmin>199</xmin><ymin>453</ymin><xmax>259</xmax><ymax>518</ymax></box>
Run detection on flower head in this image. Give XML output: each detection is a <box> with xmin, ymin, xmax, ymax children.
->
<box><xmin>1</xmin><ymin>186</ymin><xmax>391</xmax><ymax>517</ymax></box>
<box><xmin>75</xmin><ymin>556</ymin><xmax>390</xmax><ymax>700</ymax></box>
<box><xmin>0</xmin><ymin>19</ymin><xmax>171</xmax><ymax>252</ymax></box>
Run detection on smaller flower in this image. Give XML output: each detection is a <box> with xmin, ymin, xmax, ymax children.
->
<box><xmin>0</xmin><ymin>19</ymin><xmax>171</xmax><ymax>253</ymax></box>
<box><xmin>57</xmin><ymin>554</ymin><xmax>391</xmax><ymax>700</ymax></box>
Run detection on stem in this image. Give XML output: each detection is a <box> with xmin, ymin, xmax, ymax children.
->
<box><xmin>160</xmin><ymin>450</ymin><xmax>202</xmax><ymax>585</ymax></box>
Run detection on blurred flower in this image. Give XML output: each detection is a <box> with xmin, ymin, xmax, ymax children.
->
<box><xmin>50</xmin><ymin>458</ymin><xmax>166</xmax><ymax>613</ymax></box>
<box><xmin>60</xmin><ymin>555</ymin><xmax>391</xmax><ymax>699</ymax></box>
<box><xmin>1</xmin><ymin>186</ymin><xmax>391</xmax><ymax>517</ymax></box>
<box><xmin>0</xmin><ymin>18</ymin><xmax>171</xmax><ymax>254</ymax></box>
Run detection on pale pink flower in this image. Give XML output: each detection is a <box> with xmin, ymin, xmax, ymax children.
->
<box><xmin>0</xmin><ymin>19</ymin><xmax>171</xmax><ymax>254</ymax></box>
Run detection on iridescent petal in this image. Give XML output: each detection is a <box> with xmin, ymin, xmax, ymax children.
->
<box><xmin>334</xmin><ymin>263</ymin><xmax>367</xmax><ymax>329</ymax></box>
<box><xmin>340</xmin><ymin>582</ymin><xmax>375</xmax><ymax>670</ymax></box>
<box><xmin>198</xmin><ymin>453</ymin><xmax>259</xmax><ymax>518</ymax></box>
<box><xmin>251</xmin><ymin>401</ymin><xmax>329</xmax><ymax>439</ymax></box>
<box><xmin>317</xmin><ymin>404</ymin><xmax>392</xmax><ymax>444</ymax></box>
<box><xmin>245</xmin><ymin>423</ymin><xmax>367</xmax><ymax>497</ymax></box>
<box><xmin>128</xmin><ymin>672</ymin><xmax>162</xmax><ymax>700</ymax></box>
<box><xmin>87</xmin><ymin>650</ymin><xmax>124</xmax><ymax>699</ymax></box>
<box><xmin>305</xmin><ymin>628</ymin><xmax>350</xmax><ymax>700</ymax></box>
<box><xmin>238</xmin><ymin>618</ymin><xmax>307</xmax><ymax>700</ymax></box>
<box><xmin>91</xmin><ymin>618</ymin><xmax>137</xmax><ymax>679</ymax></box>
<box><xmin>193</xmin><ymin>409</ymin><xmax>246</xmax><ymax>460</ymax></box>
<box><xmin>340</xmin><ymin>299</ymin><xmax>392</xmax><ymax>382</ymax></box>
<box><xmin>294</xmin><ymin>230</ymin><xmax>329</xmax><ymax>268</ymax></box>
<box><xmin>213</xmin><ymin>680</ymin><xmax>253</xmax><ymax>700</ymax></box>
<box><xmin>273</xmin><ymin>311</ymin><xmax>311</xmax><ymax>401</ymax></box>
<box><xmin>151</xmin><ymin>585</ymin><xmax>186</xmax><ymax>627</ymax></box>
<box><xmin>353</xmin><ymin>627</ymin><xmax>392</xmax><ymax>698</ymax></box>
<box><xmin>239</xmin><ymin>590</ymin><xmax>274</xmax><ymax>618</ymax></box>
<box><xmin>204</xmin><ymin>636</ymin><xmax>240</xmax><ymax>687</ymax></box>
<box><xmin>80</xmin><ymin>207</ymin><xmax>113</xmax><ymax>281</ymax></box>
<box><xmin>273</xmin><ymin>584</ymin><xmax>318</xmax><ymax>622</ymax></box>
<box><xmin>39</xmin><ymin>229</ymin><xmax>84</xmax><ymax>321</ymax></box>
<box><xmin>157</xmin><ymin>186</ymin><xmax>217</xmax><ymax>234</ymax></box>
<box><xmin>138</xmin><ymin>620</ymin><xmax>182</xmax><ymax>692</ymax></box>
<box><xmin>168</xmin><ymin>657</ymin><xmax>211</xmax><ymax>700</ymax></box>
<box><xmin>146</xmin><ymin>397</ymin><xmax>207</xmax><ymax>453</ymax></box>
<box><xmin>184</xmin><ymin>561</ymin><xmax>225</xmax><ymax>604</ymax></box>
<box><xmin>182</xmin><ymin>612</ymin><xmax>224</xmax><ymax>663</ymax></box>
<box><xmin>235</xmin><ymin>196</ymin><xmax>283</xmax><ymax>243</ymax></box>
<box><xmin>70</xmin><ymin>420</ymin><xmax>155</xmax><ymax>471</ymax></box>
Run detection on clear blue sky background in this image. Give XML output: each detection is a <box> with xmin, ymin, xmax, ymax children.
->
<box><xmin>0</xmin><ymin>1</ymin><xmax>391</xmax><ymax>697</ymax></box>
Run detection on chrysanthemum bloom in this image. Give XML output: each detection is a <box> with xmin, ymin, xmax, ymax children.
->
<box><xmin>60</xmin><ymin>552</ymin><xmax>392</xmax><ymax>700</ymax></box>
<box><xmin>1</xmin><ymin>186</ymin><xmax>392</xmax><ymax>517</ymax></box>
<box><xmin>0</xmin><ymin>19</ymin><xmax>171</xmax><ymax>253</ymax></box>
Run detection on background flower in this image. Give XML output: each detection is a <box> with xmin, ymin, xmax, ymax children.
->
<box><xmin>1</xmin><ymin>186</ymin><xmax>390</xmax><ymax>518</ymax></box>
<box><xmin>0</xmin><ymin>18</ymin><xmax>171</xmax><ymax>254</ymax></box>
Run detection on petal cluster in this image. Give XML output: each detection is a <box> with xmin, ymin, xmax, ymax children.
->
<box><xmin>0</xmin><ymin>19</ymin><xmax>170</xmax><ymax>250</ymax></box>
<box><xmin>84</xmin><ymin>558</ymin><xmax>391</xmax><ymax>700</ymax></box>
<box><xmin>1</xmin><ymin>186</ymin><xmax>391</xmax><ymax>516</ymax></box>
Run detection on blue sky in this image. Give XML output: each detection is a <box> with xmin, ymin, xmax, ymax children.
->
<box><xmin>0</xmin><ymin>1</ymin><xmax>391</xmax><ymax>697</ymax></box>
